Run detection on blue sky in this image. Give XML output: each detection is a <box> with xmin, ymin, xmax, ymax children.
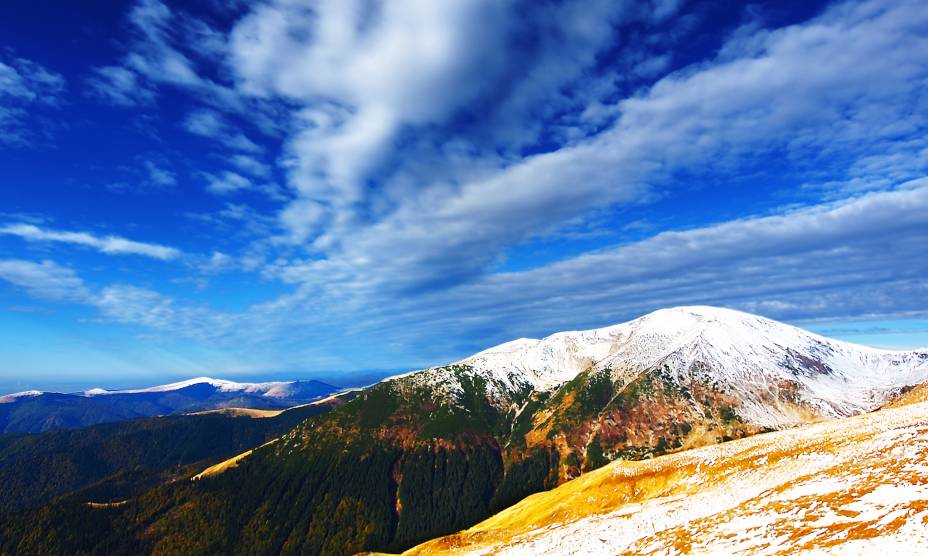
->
<box><xmin>1</xmin><ymin>0</ymin><xmax>927</xmax><ymax>393</ymax></box>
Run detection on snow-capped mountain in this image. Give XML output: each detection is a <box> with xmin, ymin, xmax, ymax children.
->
<box><xmin>455</xmin><ymin>306</ymin><xmax>928</xmax><ymax>427</ymax></box>
<box><xmin>80</xmin><ymin>376</ymin><xmax>314</xmax><ymax>398</ymax></box>
<box><xmin>0</xmin><ymin>377</ymin><xmax>340</xmax><ymax>434</ymax></box>
<box><xmin>0</xmin><ymin>390</ymin><xmax>43</xmax><ymax>403</ymax></box>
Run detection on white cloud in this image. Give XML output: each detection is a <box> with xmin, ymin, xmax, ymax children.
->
<box><xmin>0</xmin><ymin>259</ymin><xmax>237</xmax><ymax>341</ymax></box>
<box><xmin>0</xmin><ymin>56</ymin><xmax>66</xmax><ymax>144</ymax></box>
<box><xmin>228</xmin><ymin>0</ymin><xmax>660</xmax><ymax>234</ymax></box>
<box><xmin>202</xmin><ymin>170</ymin><xmax>288</xmax><ymax>202</ymax></box>
<box><xmin>230</xmin><ymin>154</ymin><xmax>271</xmax><ymax>177</ymax></box>
<box><xmin>86</xmin><ymin>65</ymin><xmax>155</xmax><ymax>107</ymax></box>
<box><xmin>256</xmin><ymin>0</ymin><xmax>928</xmax><ymax>299</ymax></box>
<box><xmin>203</xmin><ymin>251</ymin><xmax>234</xmax><ymax>273</ymax></box>
<box><xmin>183</xmin><ymin>109</ymin><xmax>261</xmax><ymax>152</ymax></box>
<box><xmin>87</xmin><ymin>0</ymin><xmax>286</xmax><ymax>134</ymax></box>
<box><xmin>11</xmin><ymin>0</ymin><xmax>928</xmax><ymax>370</ymax></box>
<box><xmin>91</xmin><ymin>0</ymin><xmax>218</xmax><ymax>98</ymax></box>
<box><xmin>0</xmin><ymin>58</ymin><xmax>65</xmax><ymax>102</ymax></box>
<box><xmin>186</xmin><ymin>202</ymin><xmax>278</xmax><ymax>241</ymax></box>
<box><xmin>144</xmin><ymin>160</ymin><xmax>176</xmax><ymax>187</ymax></box>
<box><xmin>204</xmin><ymin>171</ymin><xmax>252</xmax><ymax>194</ymax></box>
<box><xmin>0</xmin><ymin>223</ymin><xmax>181</xmax><ymax>260</ymax></box>
<box><xmin>0</xmin><ymin>260</ymin><xmax>91</xmax><ymax>302</ymax></box>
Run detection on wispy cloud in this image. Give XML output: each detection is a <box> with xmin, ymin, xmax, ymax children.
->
<box><xmin>184</xmin><ymin>110</ymin><xmax>261</xmax><ymax>153</ymax></box>
<box><xmin>4</xmin><ymin>181</ymin><xmax>927</xmax><ymax>369</ymax></box>
<box><xmin>0</xmin><ymin>260</ymin><xmax>236</xmax><ymax>341</ymax></box>
<box><xmin>144</xmin><ymin>160</ymin><xmax>176</xmax><ymax>187</ymax></box>
<box><xmin>230</xmin><ymin>0</ymin><xmax>667</xmax><ymax>233</ymax></box>
<box><xmin>0</xmin><ymin>260</ymin><xmax>91</xmax><ymax>302</ymax></box>
<box><xmin>0</xmin><ymin>224</ymin><xmax>181</xmax><ymax>260</ymax></box>
<box><xmin>0</xmin><ymin>57</ymin><xmax>65</xmax><ymax>102</ymax></box>
<box><xmin>0</xmin><ymin>55</ymin><xmax>66</xmax><ymax>145</ymax></box>
<box><xmin>229</xmin><ymin>154</ymin><xmax>271</xmax><ymax>178</ymax></box>
<box><xmin>202</xmin><ymin>170</ymin><xmax>288</xmax><ymax>201</ymax></box>
<box><xmin>204</xmin><ymin>171</ymin><xmax>252</xmax><ymax>195</ymax></box>
<box><xmin>86</xmin><ymin>65</ymin><xmax>155</xmax><ymax>107</ymax></box>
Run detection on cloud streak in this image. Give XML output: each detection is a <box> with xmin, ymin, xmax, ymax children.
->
<box><xmin>0</xmin><ymin>224</ymin><xmax>181</xmax><ymax>260</ymax></box>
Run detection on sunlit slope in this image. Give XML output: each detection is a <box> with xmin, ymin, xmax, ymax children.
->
<box><xmin>403</xmin><ymin>398</ymin><xmax>928</xmax><ymax>555</ymax></box>
<box><xmin>886</xmin><ymin>382</ymin><xmax>928</xmax><ymax>408</ymax></box>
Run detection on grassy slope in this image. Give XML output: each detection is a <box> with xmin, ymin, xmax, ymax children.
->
<box><xmin>401</xmin><ymin>395</ymin><xmax>928</xmax><ymax>555</ymax></box>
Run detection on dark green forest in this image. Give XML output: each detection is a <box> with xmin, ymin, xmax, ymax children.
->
<box><xmin>0</xmin><ymin>402</ymin><xmax>339</xmax><ymax>514</ymax></box>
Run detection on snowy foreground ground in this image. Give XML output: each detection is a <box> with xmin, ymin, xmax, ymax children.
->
<box><xmin>404</xmin><ymin>393</ymin><xmax>928</xmax><ymax>555</ymax></box>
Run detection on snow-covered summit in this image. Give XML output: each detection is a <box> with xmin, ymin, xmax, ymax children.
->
<box><xmin>0</xmin><ymin>390</ymin><xmax>44</xmax><ymax>404</ymax></box>
<box><xmin>455</xmin><ymin>306</ymin><xmax>928</xmax><ymax>424</ymax></box>
<box><xmin>82</xmin><ymin>376</ymin><xmax>300</xmax><ymax>398</ymax></box>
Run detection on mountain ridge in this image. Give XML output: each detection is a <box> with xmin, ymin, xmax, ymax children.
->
<box><xmin>0</xmin><ymin>375</ymin><xmax>334</xmax><ymax>399</ymax></box>
<box><xmin>0</xmin><ymin>377</ymin><xmax>341</xmax><ymax>434</ymax></box>
<box><xmin>2</xmin><ymin>306</ymin><xmax>926</xmax><ymax>555</ymax></box>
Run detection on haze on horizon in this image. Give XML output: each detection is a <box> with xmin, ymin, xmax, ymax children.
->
<box><xmin>1</xmin><ymin>0</ymin><xmax>927</xmax><ymax>393</ymax></box>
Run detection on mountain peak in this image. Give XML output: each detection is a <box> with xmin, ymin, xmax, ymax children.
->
<box><xmin>631</xmin><ymin>305</ymin><xmax>804</xmax><ymax>338</ymax></box>
<box><xmin>455</xmin><ymin>305</ymin><xmax>928</xmax><ymax>425</ymax></box>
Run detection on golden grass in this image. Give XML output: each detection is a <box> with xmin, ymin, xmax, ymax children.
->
<box><xmin>399</xmin><ymin>399</ymin><xmax>928</xmax><ymax>555</ymax></box>
<box><xmin>191</xmin><ymin>438</ymin><xmax>279</xmax><ymax>480</ymax></box>
<box><xmin>886</xmin><ymin>382</ymin><xmax>928</xmax><ymax>408</ymax></box>
<box><xmin>185</xmin><ymin>393</ymin><xmax>349</xmax><ymax>419</ymax></box>
<box><xmin>85</xmin><ymin>500</ymin><xmax>128</xmax><ymax>509</ymax></box>
<box><xmin>190</xmin><ymin>393</ymin><xmax>352</xmax><ymax>480</ymax></box>
<box><xmin>188</xmin><ymin>407</ymin><xmax>285</xmax><ymax>418</ymax></box>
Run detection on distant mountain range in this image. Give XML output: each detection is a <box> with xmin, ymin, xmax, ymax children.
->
<box><xmin>2</xmin><ymin>306</ymin><xmax>926</xmax><ymax>555</ymax></box>
<box><xmin>0</xmin><ymin>377</ymin><xmax>340</xmax><ymax>433</ymax></box>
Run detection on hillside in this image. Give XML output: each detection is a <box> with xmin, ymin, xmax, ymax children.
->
<box><xmin>0</xmin><ymin>377</ymin><xmax>340</xmax><ymax>433</ymax></box>
<box><xmin>1</xmin><ymin>307</ymin><xmax>925</xmax><ymax>555</ymax></box>
<box><xmin>402</xmin><ymin>393</ymin><xmax>928</xmax><ymax>555</ymax></box>
<box><xmin>0</xmin><ymin>395</ymin><xmax>347</xmax><ymax>513</ymax></box>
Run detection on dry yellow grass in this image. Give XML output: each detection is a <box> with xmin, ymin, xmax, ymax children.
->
<box><xmin>886</xmin><ymin>382</ymin><xmax>928</xmax><ymax>408</ymax></box>
<box><xmin>186</xmin><ymin>391</ymin><xmax>352</xmax><ymax>419</ymax></box>
<box><xmin>191</xmin><ymin>438</ymin><xmax>279</xmax><ymax>480</ymax></box>
<box><xmin>85</xmin><ymin>500</ymin><xmax>128</xmax><ymax>509</ymax></box>
<box><xmin>399</xmin><ymin>399</ymin><xmax>928</xmax><ymax>555</ymax></box>
<box><xmin>188</xmin><ymin>407</ymin><xmax>285</xmax><ymax>418</ymax></box>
